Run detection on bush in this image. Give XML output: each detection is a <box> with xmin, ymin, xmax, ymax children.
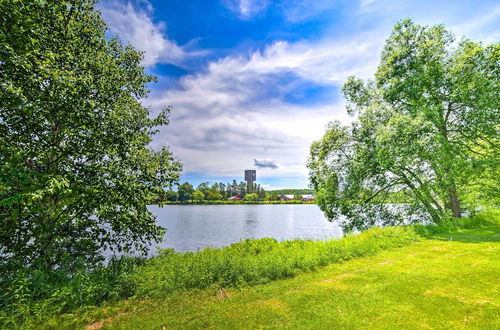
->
<box><xmin>458</xmin><ymin>209</ymin><xmax>500</xmax><ymax>228</ymax></box>
<box><xmin>0</xmin><ymin>257</ymin><xmax>143</xmax><ymax>328</ymax></box>
<box><xmin>412</xmin><ymin>208</ymin><xmax>500</xmax><ymax>236</ymax></box>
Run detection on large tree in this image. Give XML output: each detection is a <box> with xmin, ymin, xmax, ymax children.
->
<box><xmin>0</xmin><ymin>0</ymin><xmax>182</xmax><ymax>272</ymax></box>
<box><xmin>308</xmin><ymin>19</ymin><xmax>499</xmax><ymax>230</ymax></box>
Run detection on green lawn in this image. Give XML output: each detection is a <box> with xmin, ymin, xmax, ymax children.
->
<box><xmin>77</xmin><ymin>226</ymin><xmax>500</xmax><ymax>329</ymax></box>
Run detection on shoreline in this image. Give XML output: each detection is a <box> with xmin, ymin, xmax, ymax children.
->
<box><xmin>157</xmin><ymin>200</ymin><xmax>317</xmax><ymax>205</ymax></box>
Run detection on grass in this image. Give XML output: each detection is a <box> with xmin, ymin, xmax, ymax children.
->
<box><xmin>4</xmin><ymin>210</ymin><xmax>499</xmax><ymax>329</ymax></box>
<box><xmin>72</xmin><ymin>225</ymin><xmax>500</xmax><ymax>329</ymax></box>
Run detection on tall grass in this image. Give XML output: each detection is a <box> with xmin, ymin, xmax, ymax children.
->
<box><xmin>134</xmin><ymin>226</ymin><xmax>419</xmax><ymax>298</ymax></box>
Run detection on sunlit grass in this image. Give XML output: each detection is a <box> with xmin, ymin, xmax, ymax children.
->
<box><xmin>5</xmin><ymin>210</ymin><xmax>499</xmax><ymax>328</ymax></box>
<box><xmin>81</xmin><ymin>225</ymin><xmax>500</xmax><ymax>329</ymax></box>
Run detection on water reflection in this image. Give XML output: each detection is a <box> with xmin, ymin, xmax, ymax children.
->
<box><xmin>149</xmin><ymin>204</ymin><xmax>343</xmax><ymax>253</ymax></box>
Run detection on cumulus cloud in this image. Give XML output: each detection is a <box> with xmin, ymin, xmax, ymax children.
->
<box><xmin>99</xmin><ymin>1</ymin><xmax>204</xmax><ymax>67</ymax></box>
<box><xmin>147</xmin><ymin>34</ymin><xmax>374</xmax><ymax>179</ymax></box>
<box><xmin>103</xmin><ymin>0</ymin><xmax>498</xmax><ymax>187</ymax></box>
<box><xmin>254</xmin><ymin>159</ymin><xmax>279</xmax><ymax>169</ymax></box>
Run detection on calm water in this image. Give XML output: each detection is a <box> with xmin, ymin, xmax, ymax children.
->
<box><xmin>149</xmin><ymin>204</ymin><xmax>343</xmax><ymax>253</ymax></box>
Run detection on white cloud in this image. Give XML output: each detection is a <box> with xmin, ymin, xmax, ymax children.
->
<box><xmin>449</xmin><ymin>5</ymin><xmax>500</xmax><ymax>44</ymax></box>
<box><xmin>148</xmin><ymin>34</ymin><xmax>376</xmax><ymax>179</ymax></box>
<box><xmin>100</xmin><ymin>1</ymin><xmax>203</xmax><ymax>67</ymax></box>
<box><xmin>223</xmin><ymin>0</ymin><xmax>270</xmax><ymax>19</ymax></box>
<box><xmin>111</xmin><ymin>0</ymin><xmax>498</xmax><ymax>187</ymax></box>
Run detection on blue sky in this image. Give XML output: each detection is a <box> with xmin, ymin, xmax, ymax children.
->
<box><xmin>99</xmin><ymin>0</ymin><xmax>499</xmax><ymax>189</ymax></box>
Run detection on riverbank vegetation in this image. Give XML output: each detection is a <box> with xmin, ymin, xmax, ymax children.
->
<box><xmin>308</xmin><ymin>19</ymin><xmax>499</xmax><ymax>231</ymax></box>
<box><xmin>79</xmin><ymin>222</ymin><xmax>500</xmax><ymax>329</ymax></box>
<box><xmin>157</xmin><ymin>181</ymin><xmax>316</xmax><ymax>204</ymax></box>
<box><xmin>1</xmin><ymin>0</ymin><xmax>182</xmax><ymax>275</ymax></box>
<box><xmin>1</xmin><ymin>1</ymin><xmax>181</xmax><ymax>327</ymax></box>
<box><xmin>160</xmin><ymin>200</ymin><xmax>315</xmax><ymax>205</ymax></box>
<box><xmin>163</xmin><ymin>181</ymin><xmax>267</xmax><ymax>203</ymax></box>
<box><xmin>2</xmin><ymin>210</ymin><xmax>498</xmax><ymax>328</ymax></box>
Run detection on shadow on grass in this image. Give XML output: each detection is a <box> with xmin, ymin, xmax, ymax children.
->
<box><xmin>428</xmin><ymin>225</ymin><xmax>500</xmax><ymax>243</ymax></box>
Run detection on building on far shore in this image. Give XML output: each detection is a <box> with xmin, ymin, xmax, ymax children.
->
<box><xmin>301</xmin><ymin>194</ymin><xmax>315</xmax><ymax>202</ymax></box>
<box><xmin>279</xmin><ymin>194</ymin><xmax>295</xmax><ymax>201</ymax></box>
<box><xmin>244</xmin><ymin>169</ymin><xmax>256</xmax><ymax>192</ymax></box>
<box><xmin>279</xmin><ymin>194</ymin><xmax>315</xmax><ymax>201</ymax></box>
<box><xmin>228</xmin><ymin>196</ymin><xmax>242</xmax><ymax>201</ymax></box>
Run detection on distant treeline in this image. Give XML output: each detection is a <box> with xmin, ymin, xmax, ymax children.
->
<box><xmin>161</xmin><ymin>200</ymin><xmax>316</xmax><ymax>205</ymax></box>
<box><xmin>268</xmin><ymin>189</ymin><xmax>315</xmax><ymax>196</ymax></box>
<box><xmin>152</xmin><ymin>182</ymin><xmax>317</xmax><ymax>204</ymax></box>
<box><xmin>154</xmin><ymin>181</ymin><xmax>265</xmax><ymax>203</ymax></box>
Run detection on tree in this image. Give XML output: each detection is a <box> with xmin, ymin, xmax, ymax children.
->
<box><xmin>0</xmin><ymin>0</ymin><xmax>182</xmax><ymax>272</ymax></box>
<box><xmin>266</xmin><ymin>192</ymin><xmax>279</xmax><ymax>201</ymax></box>
<box><xmin>178</xmin><ymin>182</ymin><xmax>194</xmax><ymax>203</ymax></box>
<box><xmin>196</xmin><ymin>182</ymin><xmax>211</xmax><ymax>197</ymax></box>
<box><xmin>192</xmin><ymin>190</ymin><xmax>205</xmax><ymax>201</ymax></box>
<box><xmin>165</xmin><ymin>191</ymin><xmax>179</xmax><ymax>202</ymax></box>
<box><xmin>244</xmin><ymin>193</ymin><xmax>258</xmax><ymax>201</ymax></box>
<box><xmin>238</xmin><ymin>182</ymin><xmax>247</xmax><ymax>197</ymax></box>
<box><xmin>308</xmin><ymin>19</ymin><xmax>499</xmax><ymax>230</ymax></box>
<box><xmin>206</xmin><ymin>191</ymin><xmax>223</xmax><ymax>201</ymax></box>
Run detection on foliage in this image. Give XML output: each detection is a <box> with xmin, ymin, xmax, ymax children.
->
<box><xmin>161</xmin><ymin>181</ymin><xmax>267</xmax><ymax>203</ymax></box>
<box><xmin>308</xmin><ymin>19</ymin><xmax>499</xmax><ymax>230</ymax></box>
<box><xmin>267</xmin><ymin>189</ymin><xmax>315</xmax><ymax>196</ymax></box>
<box><xmin>192</xmin><ymin>190</ymin><xmax>205</xmax><ymax>201</ymax></box>
<box><xmin>0</xmin><ymin>256</ymin><xmax>144</xmax><ymax>328</ymax></box>
<box><xmin>413</xmin><ymin>208</ymin><xmax>500</xmax><ymax>235</ymax></box>
<box><xmin>177</xmin><ymin>182</ymin><xmax>194</xmax><ymax>202</ymax></box>
<box><xmin>162</xmin><ymin>190</ymin><xmax>178</xmax><ymax>202</ymax></box>
<box><xmin>161</xmin><ymin>200</ymin><xmax>315</xmax><ymax>205</ymax></box>
<box><xmin>206</xmin><ymin>191</ymin><xmax>223</xmax><ymax>201</ymax></box>
<box><xmin>0</xmin><ymin>1</ymin><xmax>182</xmax><ymax>272</ymax></box>
<box><xmin>243</xmin><ymin>193</ymin><xmax>258</xmax><ymax>201</ymax></box>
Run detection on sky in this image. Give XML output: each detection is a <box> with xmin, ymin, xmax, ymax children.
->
<box><xmin>98</xmin><ymin>0</ymin><xmax>499</xmax><ymax>190</ymax></box>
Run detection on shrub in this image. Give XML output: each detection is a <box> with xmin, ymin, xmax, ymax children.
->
<box><xmin>0</xmin><ymin>257</ymin><xmax>143</xmax><ymax>328</ymax></box>
<box><xmin>412</xmin><ymin>208</ymin><xmax>500</xmax><ymax>236</ymax></box>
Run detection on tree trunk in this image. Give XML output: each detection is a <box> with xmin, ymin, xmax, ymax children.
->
<box><xmin>448</xmin><ymin>188</ymin><xmax>461</xmax><ymax>218</ymax></box>
<box><xmin>400</xmin><ymin>175</ymin><xmax>442</xmax><ymax>224</ymax></box>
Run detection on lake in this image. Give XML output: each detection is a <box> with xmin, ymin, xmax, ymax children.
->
<box><xmin>149</xmin><ymin>204</ymin><xmax>343</xmax><ymax>253</ymax></box>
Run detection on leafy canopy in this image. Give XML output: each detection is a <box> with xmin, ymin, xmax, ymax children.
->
<box><xmin>308</xmin><ymin>19</ymin><xmax>499</xmax><ymax>231</ymax></box>
<box><xmin>0</xmin><ymin>0</ymin><xmax>182</xmax><ymax>272</ymax></box>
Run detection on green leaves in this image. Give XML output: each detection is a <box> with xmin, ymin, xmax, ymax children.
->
<box><xmin>309</xmin><ymin>19</ymin><xmax>499</xmax><ymax>230</ymax></box>
<box><xmin>0</xmin><ymin>0</ymin><xmax>182</xmax><ymax>272</ymax></box>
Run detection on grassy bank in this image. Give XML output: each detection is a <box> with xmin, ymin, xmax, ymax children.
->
<box><xmin>2</xmin><ymin>210</ymin><xmax>499</xmax><ymax>328</ymax></box>
<box><xmin>82</xmin><ymin>224</ymin><xmax>500</xmax><ymax>329</ymax></box>
<box><xmin>1</xmin><ymin>227</ymin><xmax>419</xmax><ymax>328</ymax></box>
<box><xmin>134</xmin><ymin>226</ymin><xmax>418</xmax><ymax>298</ymax></box>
